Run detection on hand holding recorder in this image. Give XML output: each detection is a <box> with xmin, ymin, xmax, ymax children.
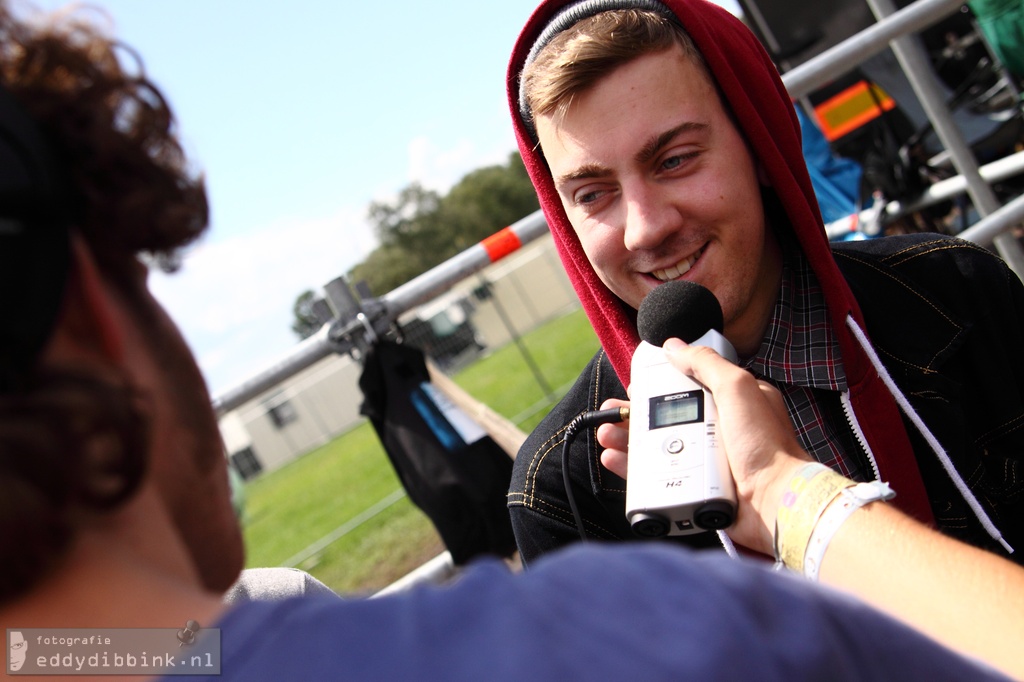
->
<box><xmin>652</xmin><ymin>336</ymin><xmax>1024</xmax><ymax>682</ymax></box>
<box><xmin>600</xmin><ymin>279</ymin><xmax>811</xmax><ymax>551</ymax></box>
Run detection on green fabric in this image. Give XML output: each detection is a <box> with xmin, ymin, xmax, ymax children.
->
<box><xmin>970</xmin><ymin>0</ymin><xmax>1024</xmax><ymax>77</ymax></box>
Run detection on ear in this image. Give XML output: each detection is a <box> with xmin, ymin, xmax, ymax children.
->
<box><xmin>42</xmin><ymin>231</ymin><xmax>126</xmax><ymax>368</ymax></box>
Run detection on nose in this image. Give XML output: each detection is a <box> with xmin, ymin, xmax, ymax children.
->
<box><xmin>621</xmin><ymin>183</ymin><xmax>678</xmax><ymax>252</ymax></box>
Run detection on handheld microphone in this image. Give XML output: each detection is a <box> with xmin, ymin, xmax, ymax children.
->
<box><xmin>625</xmin><ymin>280</ymin><xmax>738</xmax><ymax>538</ymax></box>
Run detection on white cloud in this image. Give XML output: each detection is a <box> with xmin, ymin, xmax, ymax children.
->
<box><xmin>151</xmin><ymin>131</ymin><xmax>520</xmax><ymax>397</ymax></box>
<box><xmin>406</xmin><ymin>133</ymin><xmax>517</xmax><ymax>193</ymax></box>
<box><xmin>150</xmin><ymin>204</ymin><xmax>376</xmax><ymax>395</ymax></box>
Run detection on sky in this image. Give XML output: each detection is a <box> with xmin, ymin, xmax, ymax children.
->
<box><xmin>27</xmin><ymin>0</ymin><xmax>740</xmax><ymax>398</ymax></box>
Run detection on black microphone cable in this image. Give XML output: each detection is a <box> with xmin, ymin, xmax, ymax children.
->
<box><xmin>562</xmin><ymin>406</ymin><xmax>630</xmax><ymax>542</ymax></box>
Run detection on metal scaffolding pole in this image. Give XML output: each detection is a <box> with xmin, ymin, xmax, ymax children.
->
<box><xmin>825</xmin><ymin>150</ymin><xmax>1024</xmax><ymax>239</ymax></box>
<box><xmin>212</xmin><ymin>325</ymin><xmax>333</xmax><ymax>415</ymax></box>
<box><xmin>863</xmin><ymin>0</ymin><xmax>1024</xmax><ymax>277</ymax></box>
<box><xmin>959</xmin><ymin>193</ymin><xmax>1024</xmax><ymax>247</ymax></box>
<box><xmin>780</xmin><ymin>0</ymin><xmax>965</xmax><ymax>99</ymax></box>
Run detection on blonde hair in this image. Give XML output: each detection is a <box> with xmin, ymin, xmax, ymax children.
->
<box><xmin>521</xmin><ymin>8</ymin><xmax>710</xmax><ymax>130</ymax></box>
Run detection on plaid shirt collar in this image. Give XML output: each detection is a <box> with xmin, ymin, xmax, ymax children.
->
<box><xmin>743</xmin><ymin>251</ymin><xmax>847</xmax><ymax>392</ymax></box>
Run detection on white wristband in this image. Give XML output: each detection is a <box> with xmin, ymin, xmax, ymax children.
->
<box><xmin>803</xmin><ymin>480</ymin><xmax>896</xmax><ymax>581</ymax></box>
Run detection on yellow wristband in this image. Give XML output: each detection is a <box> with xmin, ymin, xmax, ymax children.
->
<box><xmin>774</xmin><ymin>463</ymin><xmax>855</xmax><ymax>572</ymax></box>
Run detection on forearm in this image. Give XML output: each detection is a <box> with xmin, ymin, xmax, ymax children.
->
<box><xmin>663</xmin><ymin>340</ymin><xmax>1024</xmax><ymax>678</ymax></box>
<box><xmin>817</xmin><ymin>500</ymin><xmax>1024</xmax><ymax>680</ymax></box>
<box><xmin>729</xmin><ymin>427</ymin><xmax>1024</xmax><ymax>676</ymax></box>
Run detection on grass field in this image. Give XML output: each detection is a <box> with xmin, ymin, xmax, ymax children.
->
<box><xmin>239</xmin><ymin>307</ymin><xmax>600</xmax><ymax>595</ymax></box>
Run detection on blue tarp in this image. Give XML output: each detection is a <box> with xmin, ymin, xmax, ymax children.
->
<box><xmin>797</xmin><ymin>105</ymin><xmax>863</xmax><ymax>225</ymax></box>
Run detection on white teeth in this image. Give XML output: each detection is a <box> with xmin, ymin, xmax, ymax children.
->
<box><xmin>652</xmin><ymin>248</ymin><xmax>702</xmax><ymax>282</ymax></box>
<box><xmin>662</xmin><ymin>263</ymin><xmax>683</xmax><ymax>280</ymax></box>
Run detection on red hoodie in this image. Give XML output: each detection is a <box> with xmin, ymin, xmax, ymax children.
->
<box><xmin>506</xmin><ymin>0</ymin><xmax>937</xmax><ymax>524</ymax></box>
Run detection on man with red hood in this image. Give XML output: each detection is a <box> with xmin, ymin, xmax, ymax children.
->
<box><xmin>507</xmin><ymin>0</ymin><xmax>1024</xmax><ymax>565</ymax></box>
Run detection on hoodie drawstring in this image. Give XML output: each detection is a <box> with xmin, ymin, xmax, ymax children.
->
<box><xmin>845</xmin><ymin>314</ymin><xmax>1014</xmax><ymax>554</ymax></box>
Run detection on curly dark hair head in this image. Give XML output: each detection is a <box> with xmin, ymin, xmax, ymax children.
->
<box><xmin>0</xmin><ymin>2</ymin><xmax>208</xmax><ymax>276</ymax></box>
<box><xmin>0</xmin><ymin>2</ymin><xmax>210</xmax><ymax>603</ymax></box>
<box><xmin>0</xmin><ymin>369</ymin><xmax>151</xmax><ymax>600</ymax></box>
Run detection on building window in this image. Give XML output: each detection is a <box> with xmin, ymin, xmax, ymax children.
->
<box><xmin>265</xmin><ymin>394</ymin><xmax>298</xmax><ymax>429</ymax></box>
<box><xmin>230</xmin><ymin>446</ymin><xmax>263</xmax><ymax>481</ymax></box>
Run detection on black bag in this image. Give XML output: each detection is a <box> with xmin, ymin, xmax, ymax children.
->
<box><xmin>358</xmin><ymin>340</ymin><xmax>516</xmax><ymax>564</ymax></box>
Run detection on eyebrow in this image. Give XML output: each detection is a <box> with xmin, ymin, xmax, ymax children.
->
<box><xmin>553</xmin><ymin>121</ymin><xmax>710</xmax><ymax>188</ymax></box>
<box><xmin>636</xmin><ymin>121</ymin><xmax>708</xmax><ymax>165</ymax></box>
<box><xmin>554</xmin><ymin>162</ymin><xmax>611</xmax><ymax>187</ymax></box>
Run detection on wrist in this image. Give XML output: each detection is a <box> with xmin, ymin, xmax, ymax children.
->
<box><xmin>749</xmin><ymin>455</ymin><xmax>813</xmax><ymax>534</ymax></box>
<box><xmin>773</xmin><ymin>463</ymin><xmax>856</xmax><ymax>572</ymax></box>
<box><xmin>802</xmin><ymin>480</ymin><xmax>896</xmax><ymax>579</ymax></box>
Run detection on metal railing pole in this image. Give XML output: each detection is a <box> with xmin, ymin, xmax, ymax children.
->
<box><xmin>382</xmin><ymin>210</ymin><xmax>549</xmax><ymax>319</ymax></box>
<box><xmin>212</xmin><ymin>209</ymin><xmax>551</xmax><ymax>415</ymax></box>
<box><xmin>213</xmin><ymin>325</ymin><xmax>334</xmax><ymax>415</ymax></box>
<box><xmin>897</xmin><ymin>150</ymin><xmax>1024</xmax><ymax>217</ymax></box>
<box><xmin>825</xmin><ymin>150</ymin><xmax>1024</xmax><ymax>239</ymax></box>
<box><xmin>780</xmin><ymin>0</ymin><xmax>964</xmax><ymax>99</ymax></box>
<box><xmin>958</xmin><ymin>193</ymin><xmax>1024</xmax><ymax>247</ymax></box>
<box><xmin>863</xmin><ymin>0</ymin><xmax>1024</xmax><ymax>278</ymax></box>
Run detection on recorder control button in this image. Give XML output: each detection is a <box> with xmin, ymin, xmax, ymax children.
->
<box><xmin>666</xmin><ymin>438</ymin><xmax>684</xmax><ymax>454</ymax></box>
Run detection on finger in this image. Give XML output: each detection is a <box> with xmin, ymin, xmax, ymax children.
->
<box><xmin>662</xmin><ymin>338</ymin><xmax>753</xmax><ymax>396</ymax></box>
<box><xmin>597</xmin><ymin>421</ymin><xmax>629</xmax><ymax>452</ymax></box>
<box><xmin>600</xmin><ymin>397</ymin><xmax>630</xmax><ymax>412</ymax></box>
<box><xmin>600</xmin><ymin>447</ymin><xmax>628</xmax><ymax>478</ymax></box>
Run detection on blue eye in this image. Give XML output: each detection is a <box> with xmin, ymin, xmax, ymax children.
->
<box><xmin>662</xmin><ymin>151</ymin><xmax>700</xmax><ymax>171</ymax></box>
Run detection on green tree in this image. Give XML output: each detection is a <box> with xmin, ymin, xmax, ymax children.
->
<box><xmin>442</xmin><ymin>152</ymin><xmax>540</xmax><ymax>252</ymax></box>
<box><xmin>297</xmin><ymin>151</ymin><xmax>540</xmax><ymax>319</ymax></box>
<box><xmin>367</xmin><ymin>182</ymin><xmax>442</xmax><ymax>248</ymax></box>
<box><xmin>291</xmin><ymin>289</ymin><xmax>323</xmax><ymax>341</ymax></box>
<box><xmin>352</xmin><ymin>183</ymin><xmax>449</xmax><ymax>296</ymax></box>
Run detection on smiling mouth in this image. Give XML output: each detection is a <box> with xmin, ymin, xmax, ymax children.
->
<box><xmin>651</xmin><ymin>246</ymin><xmax>704</xmax><ymax>282</ymax></box>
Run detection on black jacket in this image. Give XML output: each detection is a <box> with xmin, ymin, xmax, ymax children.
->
<box><xmin>508</xmin><ymin>234</ymin><xmax>1024</xmax><ymax>565</ymax></box>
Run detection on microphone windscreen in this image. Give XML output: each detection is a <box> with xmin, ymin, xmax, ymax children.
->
<box><xmin>637</xmin><ymin>281</ymin><xmax>724</xmax><ymax>346</ymax></box>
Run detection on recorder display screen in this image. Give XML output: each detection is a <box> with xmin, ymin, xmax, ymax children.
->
<box><xmin>649</xmin><ymin>391</ymin><xmax>703</xmax><ymax>429</ymax></box>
